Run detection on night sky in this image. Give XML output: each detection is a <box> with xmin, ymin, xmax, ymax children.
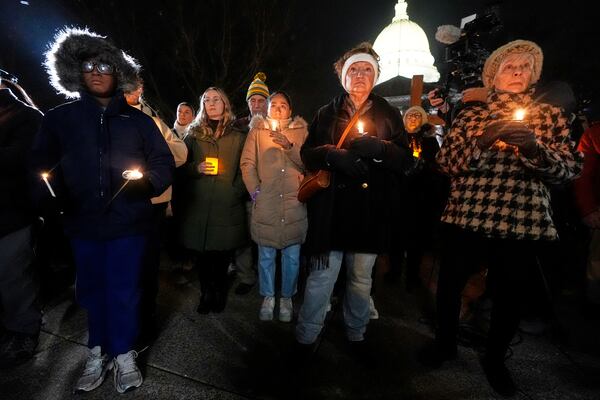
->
<box><xmin>1</xmin><ymin>0</ymin><xmax>596</xmax><ymax>122</ymax></box>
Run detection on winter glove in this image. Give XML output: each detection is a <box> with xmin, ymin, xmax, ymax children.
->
<box><xmin>326</xmin><ymin>148</ymin><xmax>368</xmax><ymax>179</ymax></box>
<box><xmin>124</xmin><ymin>176</ymin><xmax>154</xmax><ymax>201</ymax></box>
<box><xmin>501</xmin><ymin>128</ymin><xmax>539</xmax><ymax>158</ymax></box>
<box><xmin>349</xmin><ymin>135</ymin><xmax>385</xmax><ymax>158</ymax></box>
<box><xmin>476</xmin><ymin>120</ymin><xmax>529</xmax><ymax>150</ymax></box>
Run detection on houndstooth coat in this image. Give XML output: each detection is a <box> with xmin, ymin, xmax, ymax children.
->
<box><xmin>436</xmin><ymin>90</ymin><xmax>583</xmax><ymax>241</ymax></box>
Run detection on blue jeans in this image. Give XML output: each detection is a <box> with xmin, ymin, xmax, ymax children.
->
<box><xmin>258</xmin><ymin>244</ymin><xmax>300</xmax><ymax>298</ymax></box>
<box><xmin>296</xmin><ymin>251</ymin><xmax>377</xmax><ymax>344</ymax></box>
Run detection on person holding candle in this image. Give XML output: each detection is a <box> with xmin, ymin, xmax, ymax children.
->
<box><xmin>0</xmin><ymin>73</ymin><xmax>43</xmax><ymax>368</ymax></box>
<box><xmin>386</xmin><ymin>106</ymin><xmax>447</xmax><ymax>291</ymax></box>
<box><xmin>30</xmin><ymin>27</ymin><xmax>174</xmax><ymax>393</ymax></box>
<box><xmin>240</xmin><ymin>91</ymin><xmax>308</xmax><ymax>322</ymax></box>
<box><xmin>178</xmin><ymin>87</ymin><xmax>247</xmax><ymax>314</ymax></box>
<box><xmin>424</xmin><ymin>39</ymin><xmax>583</xmax><ymax>396</ymax></box>
<box><xmin>295</xmin><ymin>42</ymin><xmax>412</xmax><ymax>352</ymax></box>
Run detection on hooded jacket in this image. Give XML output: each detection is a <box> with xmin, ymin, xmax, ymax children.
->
<box><xmin>30</xmin><ymin>27</ymin><xmax>175</xmax><ymax>239</ymax></box>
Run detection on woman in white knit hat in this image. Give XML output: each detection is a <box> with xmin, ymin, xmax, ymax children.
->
<box><xmin>294</xmin><ymin>42</ymin><xmax>412</xmax><ymax>351</ymax></box>
<box><xmin>423</xmin><ymin>39</ymin><xmax>583</xmax><ymax>396</ymax></box>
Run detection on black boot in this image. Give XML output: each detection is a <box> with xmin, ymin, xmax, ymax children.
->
<box><xmin>197</xmin><ymin>279</ymin><xmax>214</xmax><ymax>314</ymax></box>
<box><xmin>480</xmin><ymin>355</ymin><xmax>517</xmax><ymax>397</ymax></box>
<box><xmin>211</xmin><ymin>283</ymin><xmax>227</xmax><ymax>313</ymax></box>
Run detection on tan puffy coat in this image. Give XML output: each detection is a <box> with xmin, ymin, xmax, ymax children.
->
<box><xmin>241</xmin><ymin>115</ymin><xmax>308</xmax><ymax>249</ymax></box>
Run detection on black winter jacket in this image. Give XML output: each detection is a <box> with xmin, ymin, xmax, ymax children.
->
<box><xmin>300</xmin><ymin>93</ymin><xmax>412</xmax><ymax>262</ymax></box>
<box><xmin>31</xmin><ymin>92</ymin><xmax>175</xmax><ymax>239</ymax></box>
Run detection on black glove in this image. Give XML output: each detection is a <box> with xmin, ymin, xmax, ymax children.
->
<box><xmin>501</xmin><ymin>129</ymin><xmax>539</xmax><ymax>158</ymax></box>
<box><xmin>326</xmin><ymin>148</ymin><xmax>368</xmax><ymax>179</ymax></box>
<box><xmin>124</xmin><ymin>176</ymin><xmax>154</xmax><ymax>201</ymax></box>
<box><xmin>476</xmin><ymin>120</ymin><xmax>530</xmax><ymax>150</ymax></box>
<box><xmin>349</xmin><ymin>135</ymin><xmax>385</xmax><ymax>158</ymax></box>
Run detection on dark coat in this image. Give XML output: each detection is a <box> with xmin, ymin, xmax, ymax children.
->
<box><xmin>0</xmin><ymin>88</ymin><xmax>43</xmax><ymax>237</ymax></box>
<box><xmin>30</xmin><ymin>92</ymin><xmax>175</xmax><ymax>240</ymax></box>
<box><xmin>300</xmin><ymin>93</ymin><xmax>412</xmax><ymax>259</ymax></box>
<box><xmin>178</xmin><ymin>123</ymin><xmax>248</xmax><ymax>252</ymax></box>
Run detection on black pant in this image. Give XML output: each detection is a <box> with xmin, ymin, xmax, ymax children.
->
<box><xmin>436</xmin><ymin>224</ymin><xmax>550</xmax><ymax>362</ymax></box>
<box><xmin>139</xmin><ymin>202</ymin><xmax>168</xmax><ymax>327</ymax></box>
<box><xmin>195</xmin><ymin>250</ymin><xmax>233</xmax><ymax>308</ymax></box>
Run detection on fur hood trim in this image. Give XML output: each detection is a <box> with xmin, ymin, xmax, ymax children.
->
<box><xmin>249</xmin><ymin>115</ymin><xmax>307</xmax><ymax>130</ymax></box>
<box><xmin>44</xmin><ymin>27</ymin><xmax>141</xmax><ymax>99</ymax></box>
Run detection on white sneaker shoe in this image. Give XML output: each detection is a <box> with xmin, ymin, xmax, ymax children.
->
<box><xmin>74</xmin><ymin>346</ymin><xmax>112</xmax><ymax>392</ymax></box>
<box><xmin>369</xmin><ymin>296</ymin><xmax>379</xmax><ymax>320</ymax></box>
<box><xmin>279</xmin><ymin>297</ymin><xmax>293</xmax><ymax>322</ymax></box>
<box><xmin>259</xmin><ymin>296</ymin><xmax>275</xmax><ymax>321</ymax></box>
<box><xmin>113</xmin><ymin>350</ymin><xmax>143</xmax><ymax>394</ymax></box>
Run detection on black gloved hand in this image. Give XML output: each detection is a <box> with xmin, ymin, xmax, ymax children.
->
<box><xmin>124</xmin><ymin>176</ymin><xmax>154</xmax><ymax>201</ymax></box>
<box><xmin>476</xmin><ymin>120</ymin><xmax>530</xmax><ymax>150</ymax></box>
<box><xmin>501</xmin><ymin>129</ymin><xmax>539</xmax><ymax>158</ymax></box>
<box><xmin>349</xmin><ymin>135</ymin><xmax>385</xmax><ymax>158</ymax></box>
<box><xmin>326</xmin><ymin>148</ymin><xmax>368</xmax><ymax>179</ymax></box>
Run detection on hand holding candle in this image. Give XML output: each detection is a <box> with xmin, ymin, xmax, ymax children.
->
<box><xmin>202</xmin><ymin>157</ymin><xmax>219</xmax><ymax>175</ymax></box>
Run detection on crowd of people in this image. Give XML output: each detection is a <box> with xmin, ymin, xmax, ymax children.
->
<box><xmin>1</xmin><ymin>25</ymin><xmax>597</xmax><ymax>398</ymax></box>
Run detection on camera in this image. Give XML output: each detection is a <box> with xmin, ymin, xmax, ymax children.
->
<box><xmin>436</xmin><ymin>8</ymin><xmax>503</xmax><ymax>104</ymax></box>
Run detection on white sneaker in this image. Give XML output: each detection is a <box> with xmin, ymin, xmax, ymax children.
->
<box><xmin>369</xmin><ymin>296</ymin><xmax>379</xmax><ymax>320</ymax></box>
<box><xmin>259</xmin><ymin>296</ymin><xmax>275</xmax><ymax>321</ymax></box>
<box><xmin>74</xmin><ymin>346</ymin><xmax>112</xmax><ymax>392</ymax></box>
<box><xmin>113</xmin><ymin>350</ymin><xmax>143</xmax><ymax>394</ymax></box>
<box><xmin>279</xmin><ymin>297</ymin><xmax>293</xmax><ymax>322</ymax></box>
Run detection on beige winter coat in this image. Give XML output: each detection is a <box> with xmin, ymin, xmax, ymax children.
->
<box><xmin>241</xmin><ymin>115</ymin><xmax>308</xmax><ymax>249</ymax></box>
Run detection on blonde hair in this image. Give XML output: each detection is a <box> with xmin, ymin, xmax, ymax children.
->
<box><xmin>189</xmin><ymin>86</ymin><xmax>235</xmax><ymax>139</ymax></box>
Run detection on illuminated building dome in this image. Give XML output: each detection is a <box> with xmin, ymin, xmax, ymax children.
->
<box><xmin>373</xmin><ymin>0</ymin><xmax>440</xmax><ymax>84</ymax></box>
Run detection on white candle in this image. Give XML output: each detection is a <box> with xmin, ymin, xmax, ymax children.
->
<box><xmin>357</xmin><ymin>120</ymin><xmax>364</xmax><ymax>134</ymax></box>
<box><xmin>271</xmin><ymin>120</ymin><xmax>278</xmax><ymax>131</ymax></box>
<box><xmin>41</xmin><ymin>173</ymin><xmax>56</xmax><ymax>197</ymax></box>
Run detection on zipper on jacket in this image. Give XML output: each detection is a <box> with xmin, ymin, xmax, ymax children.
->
<box><xmin>99</xmin><ymin>114</ymin><xmax>104</xmax><ymax>198</ymax></box>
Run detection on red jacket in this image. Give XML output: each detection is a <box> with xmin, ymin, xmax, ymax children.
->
<box><xmin>573</xmin><ymin>122</ymin><xmax>600</xmax><ymax>217</ymax></box>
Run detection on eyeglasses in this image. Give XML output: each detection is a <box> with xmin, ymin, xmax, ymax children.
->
<box><xmin>81</xmin><ymin>61</ymin><xmax>115</xmax><ymax>75</ymax></box>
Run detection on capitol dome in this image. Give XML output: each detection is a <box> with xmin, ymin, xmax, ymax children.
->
<box><xmin>373</xmin><ymin>0</ymin><xmax>440</xmax><ymax>84</ymax></box>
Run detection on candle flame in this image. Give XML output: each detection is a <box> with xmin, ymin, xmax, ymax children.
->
<box><xmin>41</xmin><ymin>172</ymin><xmax>49</xmax><ymax>179</ymax></box>
<box><xmin>122</xmin><ymin>169</ymin><xmax>143</xmax><ymax>180</ymax></box>
<box><xmin>514</xmin><ymin>109</ymin><xmax>526</xmax><ymax>121</ymax></box>
<box><xmin>357</xmin><ymin>120</ymin><xmax>364</xmax><ymax>134</ymax></box>
<box><xmin>271</xmin><ymin>120</ymin><xmax>278</xmax><ymax>131</ymax></box>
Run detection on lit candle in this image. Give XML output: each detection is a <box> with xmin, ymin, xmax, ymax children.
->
<box><xmin>122</xmin><ymin>169</ymin><xmax>143</xmax><ymax>180</ymax></box>
<box><xmin>41</xmin><ymin>172</ymin><xmax>56</xmax><ymax>197</ymax></box>
<box><xmin>513</xmin><ymin>108</ymin><xmax>526</xmax><ymax>121</ymax></box>
<box><xmin>205</xmin><ymin>157</ymin><xmax>219</xmax><ymax>175</ymax></box>
<box><xmin>271</xmin><ymin>120</ymin><xmax>278</xmax><ymax>131</ymax></box>
<box><xmin>357</xmin><ymin>120</ymin><xmax>365</xmax><ymax>135</ymax></box>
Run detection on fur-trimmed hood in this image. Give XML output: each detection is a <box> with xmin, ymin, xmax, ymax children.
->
<box><xmin>44</xmin><ymin>27</ymin><xmax>141</xmax><ymax>99</ymax></box>
<box><xmin>249</xmin><ymin>115</ymin><xmax>307</xmax><ymax>130</ymax></box>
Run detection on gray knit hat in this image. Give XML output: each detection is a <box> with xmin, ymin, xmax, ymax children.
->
<box><xmin>44</xmin><ymin>27</ymin><xmax>141</xmax><ymax>98</ymax></box>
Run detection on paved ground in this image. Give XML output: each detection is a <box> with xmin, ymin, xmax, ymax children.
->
<box><xmin>1</xmin><ymin>254</ymin><xmax>600</xmax><ymax>400</ymax></box>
